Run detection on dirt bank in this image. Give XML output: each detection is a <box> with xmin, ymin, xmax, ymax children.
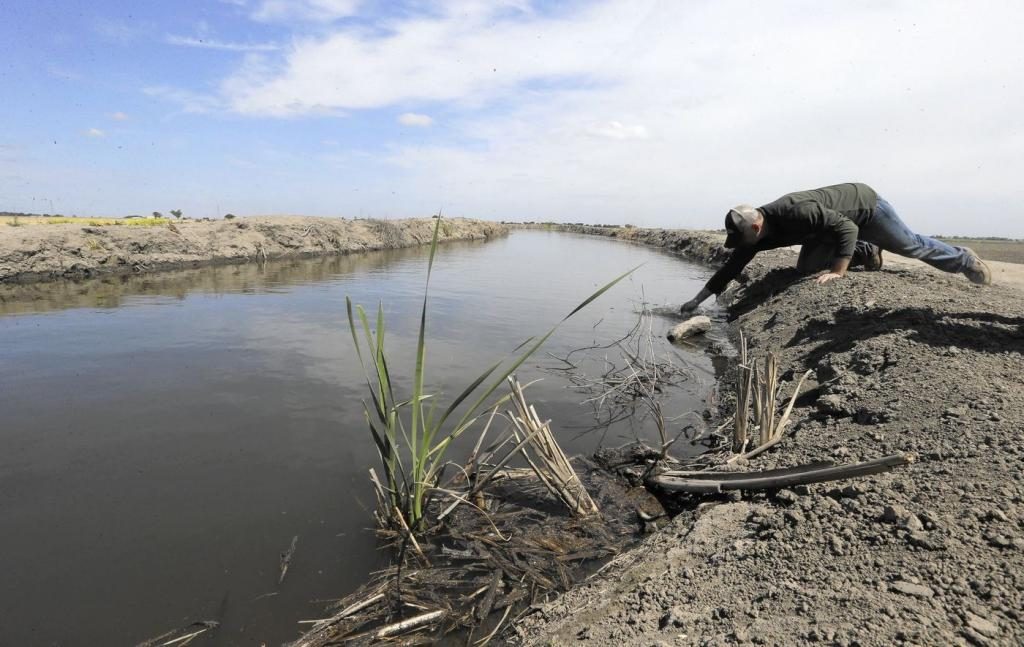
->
<box><xmin>515</xmin><ymin>225</ymin><xmax>1024</xmax><ymax>646</ymax></box>
<box><xmin>0</xmin><ymin>216</ymin><xmax>507</xmax><ymax>284</ymax></box>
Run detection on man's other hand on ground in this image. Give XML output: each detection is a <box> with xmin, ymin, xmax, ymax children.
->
<box><xmin>816</xmin><ymin>272</ymin><xmax>844</xmax><ymax>284</ymax></box>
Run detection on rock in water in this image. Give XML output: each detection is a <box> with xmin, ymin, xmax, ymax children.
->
<box><xmin>667</xmin><ymin>315</ymin><xmax>711</xmax><ymax>342</ymax></box>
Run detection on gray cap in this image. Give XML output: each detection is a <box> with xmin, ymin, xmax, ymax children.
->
<box><xmin>724</xmin><ymin>204</ymin><xmax>758</xmax><ymax>248</ymax></box>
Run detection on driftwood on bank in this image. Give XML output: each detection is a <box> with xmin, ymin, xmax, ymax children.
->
<box><xmin>666</xmin><ymin>315</ymin><xmax>712</xmax><ymax>342</ymax></box>
<box><xmin>647</xmin><ymin>453</ymin><xmax>915</xmax><ymax>494</ymax></box>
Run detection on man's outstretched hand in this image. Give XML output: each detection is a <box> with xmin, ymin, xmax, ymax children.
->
<box><xmin>679</xmin><ymin>288</ymin><xmax>712</xmax><ymax>314</ymax></box>
<box><xmin>679</xmin><ymin>299</ymin><xmax>700</xmax><ymax>314</ymax></box>
<box><xmin>816</xmin><ymin>272</ymin><xmax>843</xmax><ymax>284</ymax></box>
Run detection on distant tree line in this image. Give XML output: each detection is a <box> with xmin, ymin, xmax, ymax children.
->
<box><xmin>0</xmin><ymin>211</ymin><xmax>64</xmax><ymax>218</ymax></box>
<box><xmin>932</xmin><ymin>235</ymin><xmax>1021</xmax><ymax>241</ymax></box>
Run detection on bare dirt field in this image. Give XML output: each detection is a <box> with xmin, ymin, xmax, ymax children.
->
<box><xmin>512</xmin><ymin>225</ymin><xmax>1024</xmax><ymax>646</ymax></box>
<box><xmin>0</xmin><ymin>216</ymin><xmax>508</xmax><ymax>284</ymax></box>
<box><xmin>937</xmin><ymin>239</ymin><xmax>1024</xmax><ymax>265</ymax></box>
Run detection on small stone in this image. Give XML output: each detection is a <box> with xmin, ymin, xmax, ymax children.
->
<box><xmin>829</xmin><ymin>535</ymin><xmax>846</xmax><ymax>555</ymax></box>
<box><xmin>907</xmin><ymin>531</ymin><xmax>944</xmax><ymax>551</ymax></box>
<box><xmin>880</xmin><ymin>504</ymin><xmax>923</xmax><ymax>530</ymax></box>
<box><xmin>784</xmin><ymin>510</ymin><xmax>805</xmax><ymax>525</ymax></box>
<box><xmin>660</xmin><ymin>606</ymin><xmax>687</xmax><ymax>629</ymax></box>
<box><xmin>961</xmin><ymin>627</ymin><xmax>992</xmax><ymax>646</ymax></box>
<box><xmin>984</xmin><ymin>509</ymin><xmax>1009</xmax><ymax>523</ymax></box>
<box><xmin>833</xmin><ymin>446</ymin><xmax>851</xmax><ymax>458</ymax></box>
<box><xmin>890</xmin><ymin>580</ymin><xmax>934</xmax><ymax>598</ymax></box>
<box><xmin>943</xmin><ymin>406</ymin><xmax>968</xmax><ymax>418</ymax></box>
<box><xmin>964</xmin><ymin>612</ymin><xmax>999</xmax><ymax>638</ymax></box>
<box><xmin>903</xmin><ymin>515</ymin><xmax>924</xmax><ymax>531</ymax></box>
<box><xmin>817</xmin><ymin>394</ymin><xmax>851</xmax><ymax>417</ymax></box>
<box><xmin>985</xmin><ymin>533</ymin><xmax>1015</xmax><ymax>549</ymax></box>
<box><xmin>919</xmin><ymin>510</ymin><xmax>940</xmax><ymax>530</ymax></box>
<box><xmin>774</xmin><ymin>489</ymin><xmax>799</xmax><ymax>505</ymax></box>
<box><xmin>839</xmin><ymin>484</ymin><xmax>864</xmax><ymax>498</ymax></box>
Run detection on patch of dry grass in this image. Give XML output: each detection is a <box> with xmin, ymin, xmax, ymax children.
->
<box><xmin>0</xmin><ymin>216</ymin><xmax>169</xmax><ymax>227</ymax></box>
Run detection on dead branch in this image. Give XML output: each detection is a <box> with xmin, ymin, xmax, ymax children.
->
<box><xmin>648</xmin><ymin>453</ymin><xmax>915</xmax><ymax>493</ymax></box>
<box><xmin>374</xmin><ymin>609</ymin><xmax>447</xmax><ymax>639</ymax></box>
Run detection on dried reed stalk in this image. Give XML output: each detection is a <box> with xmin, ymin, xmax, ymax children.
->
<box><xmin>759</xmin><ymin>352</ymin><xmax>778</xmax><ymax>446</ymax></box>
<box><xmin>374</xmin><ymin>609</ymin><xmax>447</xmax><ymax>640</ymax></box>
<box><xmin>731</xmin><ymin>332</ymin><xmax>813</xmax><ymax>460</ymax></box>
<box><xmin>733</xmin><ymin>331</ymin><xmax>752</xmax><ymax>453</ymax></box>
<box><xmin>279</xmin><ymin>535</ymin><xmax>298</xmax><ymax>585</ymax></box>
<box><xmin>506</xmin><ymin>376</ymin><xmax>599</xmax><ymax>516</ymax></box>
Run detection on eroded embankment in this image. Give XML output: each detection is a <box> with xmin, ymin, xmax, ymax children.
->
<box><xmin>514</xmin><ymin>226</ymin><xmax>1024</xmax><ymax>646</ymax></box>
<box><xmin>0</xmin><ymin>217</ymin><xmax>508</xmax><ymax>284</ymax></box>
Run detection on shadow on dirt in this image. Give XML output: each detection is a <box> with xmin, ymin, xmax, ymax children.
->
<box><xmin>788</xmin><ymin>307</ymin><xmax>1024</xmax><ymax>358</ymax></box>
<box><xmin>725</xmin><ymin>268</ymin><xmax>809</xmax><ymax>321</ymax></box>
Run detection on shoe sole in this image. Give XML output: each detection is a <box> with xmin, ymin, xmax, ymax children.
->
<box><xmin>961</xmin><ymin>247</ymin><xmax>992</xmax><ymax>285</ymax></box>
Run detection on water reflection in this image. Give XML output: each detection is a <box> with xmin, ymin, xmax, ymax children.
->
<box><xmin>0</xmin><ymin>243</ymin><xmax>476</xmax><ymax>316</ymax></box>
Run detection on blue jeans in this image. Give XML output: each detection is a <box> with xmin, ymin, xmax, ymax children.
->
<box><xmin>861</xmin><ymin>197</ymin><xmax>971</xmax><ymax>273</ymax></box>
<box><xmin>797</xmin><ymin>197</ymin><xmax>971</xmax><ymax>274</ymax></box>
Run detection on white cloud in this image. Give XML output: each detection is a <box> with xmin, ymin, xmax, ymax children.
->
<box><xmin>92</xmin><ymin>18</ymin><xmax>148</xmax><ymax>44</ymax></box>
<box><xmin>251</xmin><ymin>0</ymin><xmax>360</xmax><ymax>23</ymax></box>
<box><xmin>143</xmin><ymin>86</ymin><xmax>224</xmax><ymax>113</ymax></box>
<box><xmin>143</xmin><ymin>0</ymin><xmax>1024</xmax><ymax>235</ymax></box>
<box><xmin>587</xmin><ymin>121</ymin><xmax>648</xmax><ymax>141</ymax></box>
<box><xmin>111</xmin><ymin>112</ymin><xmax>129</xmax><ymax>121</ymax></box>
<box><xmin>221</xmin><ymin>1</ymin><xmax>633</xmax><ymax>116</ymax></box>
<box><xmin>165</xmin><ymin>34</ymin><xmax>281</xmax><ymax>52</ymax></box>
<box><xmin>84</xmin><ymin>128</ymin><xmax>105</xmax><ymax>138</ymax></box>
<box><xmin>398</xmin><ymin>112</ymin><xmax>433</xmax><ymax>127</ymax></box>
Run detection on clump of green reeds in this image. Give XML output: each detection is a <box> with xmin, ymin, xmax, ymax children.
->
<box><xmin>347</xmin><ymin>216</ymin><xmax>635</xmax><ymax>532</ymax></box>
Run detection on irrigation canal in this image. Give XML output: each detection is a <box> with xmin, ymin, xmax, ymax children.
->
<box><xmin>0</xmin><ymin>229</ymin><xmax>727</xmax><ymax>645</ymax></box>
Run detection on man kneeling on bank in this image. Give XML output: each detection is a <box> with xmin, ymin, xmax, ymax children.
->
<box><xmin>680</xmin><ymin>182</ymin><xmax>991</xmax><ymax>313</ymax></box>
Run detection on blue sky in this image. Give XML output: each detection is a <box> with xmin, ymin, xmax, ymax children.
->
<box><xmin>2</xmin><ymin>0</ymin><xmax>1022</xmax><ymax>236</ymax></box>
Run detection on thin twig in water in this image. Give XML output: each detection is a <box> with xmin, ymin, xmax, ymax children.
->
<box><xmin>279</xmin><ymin>535</ymin><xmax>298</xmax><ymax>585</ymax></box>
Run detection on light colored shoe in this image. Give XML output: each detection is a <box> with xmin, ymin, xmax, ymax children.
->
<box><xmin>864</xmin><ymin>247</ymin><xmax>883</xmax><ymax>271</ymax></box>
<box><xmin>961</xmin><ymin>247</ymin><xmax>992</xmax><ymax>285</ymax></box>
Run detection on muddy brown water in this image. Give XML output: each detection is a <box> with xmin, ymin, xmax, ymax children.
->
<box><xmin>0</xmin><ymin>230</ymin><xmax>724</xmax><ymax>646</ymax></box>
